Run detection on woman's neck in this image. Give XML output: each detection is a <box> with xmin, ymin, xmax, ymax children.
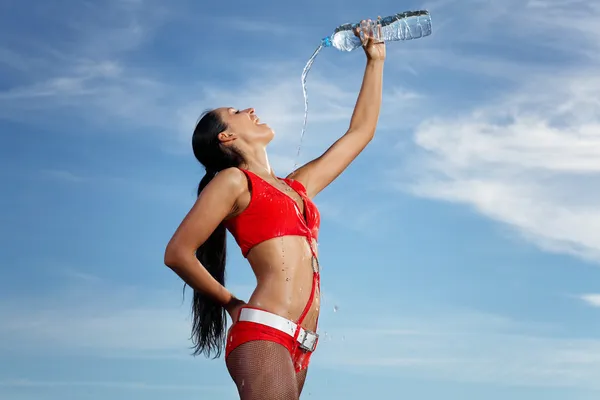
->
<box><xmin>242</xmin><ymin>147</ymin><xmax>276</xmax><ymax>178</ymax></box>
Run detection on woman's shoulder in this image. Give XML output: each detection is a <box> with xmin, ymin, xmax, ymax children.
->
<box><xmin>210</xmin><ymin>167</ymin><xmax>249</xmax><ymax>194</ymax></box>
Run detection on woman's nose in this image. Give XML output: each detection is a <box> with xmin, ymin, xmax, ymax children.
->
<box><xmin>241</xmin><ymin>108</ymin><xmax>255</xmax><ymax>114</ymax></box>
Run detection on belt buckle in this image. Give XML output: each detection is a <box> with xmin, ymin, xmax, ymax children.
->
<box><xmin>297</xmin><ymin>329</ymin><xmax>318</xmax><ymax>352</ymax></box>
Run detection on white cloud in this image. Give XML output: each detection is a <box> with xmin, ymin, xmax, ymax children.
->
<box><xmin>387</xmin><ymin>0</ymin><xmax>600</xmax><ymax>263</ymax></box>
<box><xmin>579</xmin><ymin>294</ymin><xmax>600</xmax><ymax>308</ymax></box>
<box><xmin>406</xmin><ymin>74</ymin><xmax>600</xmax><ymax>261</ymax></box>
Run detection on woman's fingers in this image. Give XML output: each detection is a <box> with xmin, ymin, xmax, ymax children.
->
<box><xmin>353</xmin><ymin>18</ymin><xmax>384</xmax><ymax>46</ymax></box>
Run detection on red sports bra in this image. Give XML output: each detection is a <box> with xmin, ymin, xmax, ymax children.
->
<box><xmin>224</xmin><ymin>169</ymin><xmax>321</xmax><ymax>258</ymax></box>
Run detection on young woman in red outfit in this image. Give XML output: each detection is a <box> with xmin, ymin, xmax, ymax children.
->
<box><xmin>164</xmin><ymin>23</ymin><xmax>385</xmax><ymax>399</ymax></box>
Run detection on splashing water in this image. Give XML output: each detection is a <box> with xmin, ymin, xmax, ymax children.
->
<box><xmin>294</xmin><ymin>43</ymin><xmax>324</xmax><ymax>169</ymax></box>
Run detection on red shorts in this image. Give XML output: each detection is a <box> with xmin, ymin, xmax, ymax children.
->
<box><xmin>225</xmin><ymin>307</ymin><xmax>318</xmax><ymax>373</ymax></box>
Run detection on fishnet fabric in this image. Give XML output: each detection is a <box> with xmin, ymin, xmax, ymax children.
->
<box><xmin>226</xmin><ymin>340</ymin><xmax>309</xmax><ymax>399</ymax></box>
<box><xmin>295</xmin><ymin>368</ymin><xmax>308</xmax><ymax>395</ymax></box>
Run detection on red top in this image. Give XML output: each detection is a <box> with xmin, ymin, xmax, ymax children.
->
<box><xmin>224</xmin><ymin>169</ymin><xmax>321</xmax><ymax>258</ymax></box>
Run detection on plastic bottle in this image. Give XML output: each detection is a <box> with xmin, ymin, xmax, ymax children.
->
<box><xmin>321</xmin><ymin>10</ymin><xmax>432</xmax><ymax>52</ymax></box>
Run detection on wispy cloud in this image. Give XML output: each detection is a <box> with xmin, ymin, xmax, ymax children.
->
<box><xmin>0</xmin><ymin>46</ymin><xmax>34</xmax><ymax>72</ymax></box>
<box><xmin>386</xmin><ymin>0</ymin><xmax>600</xmax><ymax>263</ymax></box>
<box><xmin>0</xmin><ymin>276</ymin><xmax>190</xmax><ymax>354</ymax></box>
<box><xmin>0</xmin><ymin>0</ymin><xmax>435</xmax><ymax>181</ymax></box>
<box><xmin>0</xmin><ymin>0</ymin><xmax>175</xmax><ymax>130</ymax></box>
<box><xmin>9</xmin><ymin>270</ymin><xmax>600</xmax><ymax>390</ymax></box>
<box><xmin>0</xmin><ymin>273</ymin><xmax>263</xmax><ymax>357</ymax></box>
<box><xmin>0</xmin><ymin>14</ymin><xmax>364</xmax><ymax>178</ymax></box>
<box><xmin>316</xmin><ymin>309</ymin><xmax>600</xmax><ymax>389</ymax></box>
<box><xmin>4</xmin><ymin>267</ymin><xmax>600</xmax><ymax>390</ymax></box>
<box><xmin>0</xmin><ymin>379</ymin><xmax>229</xmax><ymax>392</ymax></box>
<box><xmin>60</xmin><ymin>268</ymin><xmax>104</xmax><ymax>283</ymax></box>
<box><xmin>315</xmin><ymin>198</ymin><xmax>391</xmax><ymax>237</ymax></box>
<box><xmin>40</xmin><ymin>169</ymin><xmax>87</xmax><ymax>183</ymax></box>
<box><xmin>0</xmin><ymin>58</ymin><xmax>175</xmax><ymax>132</ymax></box>
<box><xmin>579</xmin><ymin>294</ymin><xmax>600</xmax><ymax>308</ymax></box>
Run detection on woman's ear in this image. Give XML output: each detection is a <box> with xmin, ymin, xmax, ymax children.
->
<box><xmin>217</xmin><ymin>131</ymin><xmax>236</xmax><ymax>144</ymax></box>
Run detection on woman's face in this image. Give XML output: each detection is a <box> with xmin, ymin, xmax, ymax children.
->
<box><xmin>215</xmin><ymin>107</ymin><xmax>274</xmax><ymax>145</ymax></box>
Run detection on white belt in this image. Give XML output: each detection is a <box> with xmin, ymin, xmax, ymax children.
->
<box><xmin>238</xmin><ymin>308</ymin><xmax>319</xmax><ymax>352</ymax></box>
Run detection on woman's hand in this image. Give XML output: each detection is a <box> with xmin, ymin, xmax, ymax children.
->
<box><xmin>354</xmin><ymin>18</ymin><xmax>386</xmax><ymax>62</ymax></box>
<box><xmin>224</xmin><ymin>296</ymin><xmax>247</xmax><ymax>324</ymax></box>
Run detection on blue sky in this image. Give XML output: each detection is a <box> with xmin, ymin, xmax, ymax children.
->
<box><xmin>2</xmin><ymin>0</ymin><xmax>600</xmax><ymax>399</ymax></box>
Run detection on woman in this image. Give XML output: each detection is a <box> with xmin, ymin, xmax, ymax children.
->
<box><xmin>164</xmin><ymin>23</ymin><xmax>385</xmax><ymax>399</ymax></box>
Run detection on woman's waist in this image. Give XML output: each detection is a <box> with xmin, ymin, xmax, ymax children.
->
<box><xmin>245</xmin><ymin>278</ymin><xmax>321</xmax><ymax>328</ymax></box>
<box><xmin>247</xmin><ymin>243</ymin><xmax>321</xmax><ymax>280</ymax></box>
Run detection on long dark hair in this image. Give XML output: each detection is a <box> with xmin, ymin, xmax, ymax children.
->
<box><xmin>188</xmin><ymin>110</ymin><xmax>244</xmax><ymax>358</ymax></box>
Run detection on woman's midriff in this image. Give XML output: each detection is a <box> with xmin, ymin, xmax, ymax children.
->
<box><xmin>244</xmin><ymin>235</ymin><xmax>320</xmax><ymax>331</ymax></box>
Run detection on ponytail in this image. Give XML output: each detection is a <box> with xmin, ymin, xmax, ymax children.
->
<box><xmin>189</xmin><ymin>169</ymin><xmax>227</xmax><ymax>358</ymax></box>
<box><xmin>187</xmin><ymin>110</ymin><xmax>244</xmax><ymax>358</ymax></box>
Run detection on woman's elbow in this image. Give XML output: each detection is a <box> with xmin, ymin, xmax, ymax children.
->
<box><xmin>164</xmin><ymin>242</ymin><xmax>186</xmax><ymax>269</ymax></box>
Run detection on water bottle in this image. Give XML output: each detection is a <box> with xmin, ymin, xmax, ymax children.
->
<box><xmin>321</xmin><ymin>10</ymin><xmax>432</xmax><ymax>52</ymax></box>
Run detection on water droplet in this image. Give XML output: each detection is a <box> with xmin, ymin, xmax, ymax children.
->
<box><xmin>286</xmin><ymin>278</ymin><xmax>290</xmax><ymax>282</ymax></box>
<box><xmin>333</xmin><ymin>305</ymin><xmax>339</xmax><ymax>312</ymax></box>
